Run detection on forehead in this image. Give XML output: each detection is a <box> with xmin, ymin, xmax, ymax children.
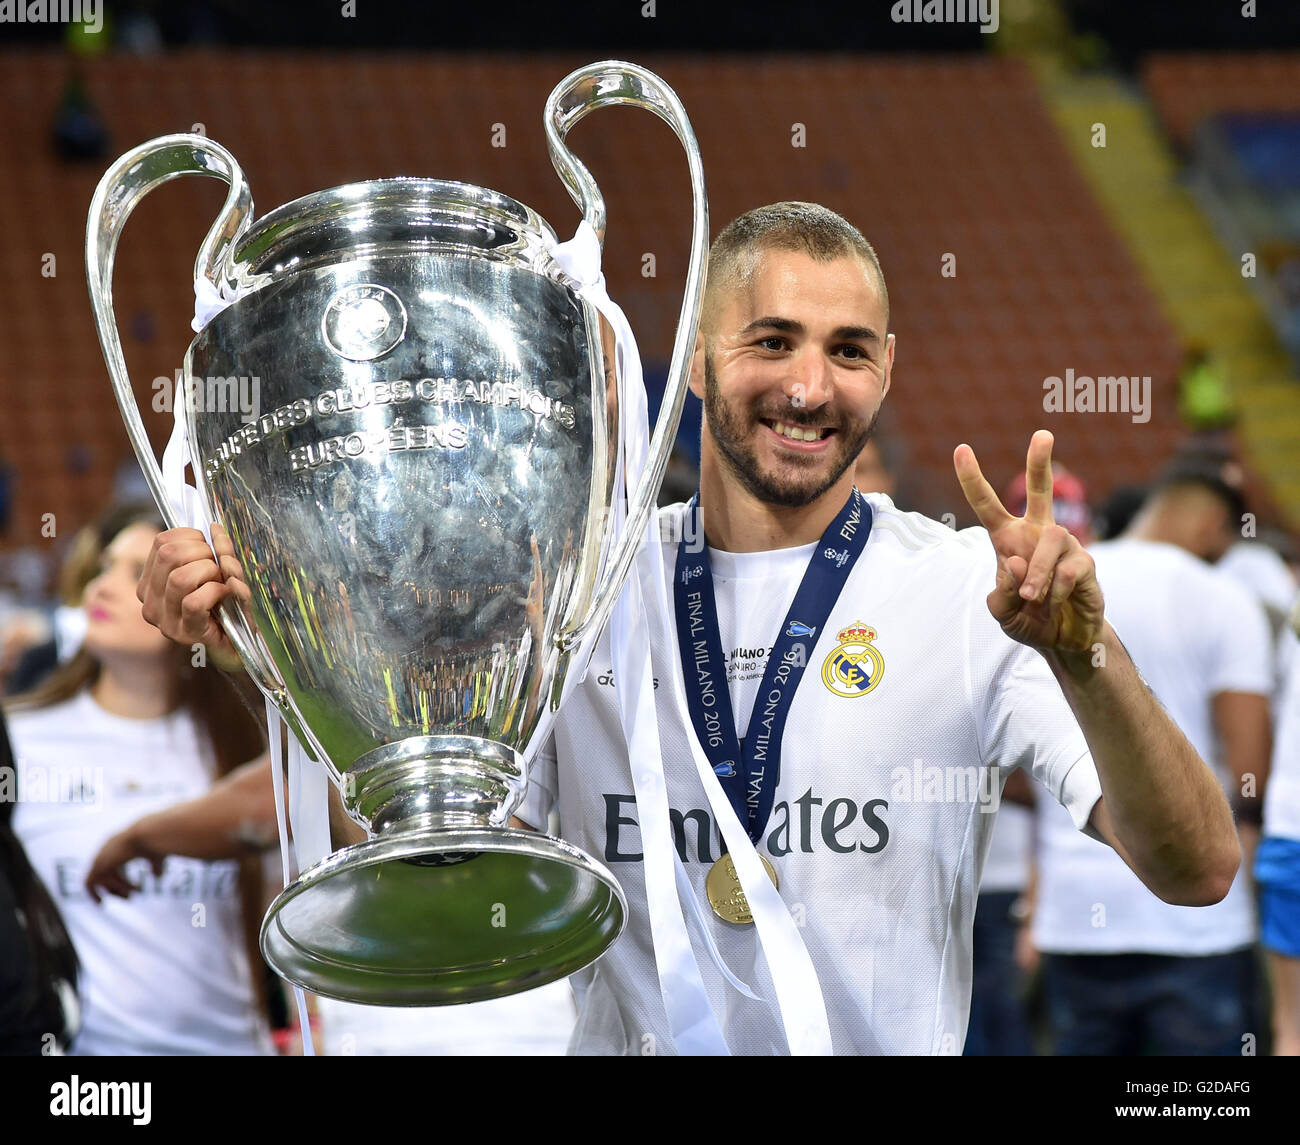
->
<box><xmin>721</xmin><ymin>248</ymin><xmax>885</xmax><ymax>331</ymax></box>
<box><xmin>105</xmin><ymin>522</ymin><xmax>158</xmax><ymax>558</ymax></box>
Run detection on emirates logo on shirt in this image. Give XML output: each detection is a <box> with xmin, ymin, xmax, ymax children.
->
<box><xmin>601</xmin><ymin>791</ymin><xmax>889</xmax><ymax>865</ymax></box>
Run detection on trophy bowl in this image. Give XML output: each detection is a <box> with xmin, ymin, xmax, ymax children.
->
<box><xmin>86</xmin><ymin>61</ymin><xmax>709</xmax><ymax>1005</ymax></box>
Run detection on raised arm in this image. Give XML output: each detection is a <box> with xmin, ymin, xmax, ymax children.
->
<box><xmin>955</xmin><ymin>430</ymin><xmax>1239</xmax><ymax>907</ymax></box>
<box><xmin>85</xmin><ymin>753</ymin><xmax>279</xmax><ymax>902</ymax></box>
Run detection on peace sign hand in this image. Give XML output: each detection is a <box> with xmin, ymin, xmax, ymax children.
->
<box><xmin>953</xmin><ymin>430</ymin><xmax>1105</xmax><ymax>654</ymax></box>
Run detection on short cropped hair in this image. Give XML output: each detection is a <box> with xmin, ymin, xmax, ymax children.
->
<box><xmin>1150</xmin><ymin>456</ymin><xmax>1248</xmax><ymax>526</ymax></box>
<box><xmin>703</xmin><ymin>201</ymin><xmax>889</xmax><ymax>333</ymax></box>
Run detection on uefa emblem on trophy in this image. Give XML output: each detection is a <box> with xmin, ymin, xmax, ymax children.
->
<box><xmin>86</xmin><ymin>61</ymin><xmax>708</xmax><ymax>1005</ymax></box>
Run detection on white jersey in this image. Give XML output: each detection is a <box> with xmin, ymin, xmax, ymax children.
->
<box><xmin>9</xmin><ymin>691</ymin><xmax>272</xmax><ymax>1055</ymax></box>
<box><xmin>1218</xmin><ymin>540</ymin><xmax>1298</xmax><ymax>695</ymax></box>
<box><xmin>1033</xmin><ymin>538</ymin><xmax>1272</xmax><ymax>956</ymax></box>
<box><xmin>1218</xmin><ymin>540</ymin><xmax>1298</xmax><ymax>621</ymax></box>
<box><xmin>980</xmin><ymin>802</ymin><xmax>1032</xmax><ymax>895</ymax></box>
<box><xmin>522</xmin><ymin>494</ymin><xmax>1104</xmax><ymax>1055</ymax></box>
<box><xmin>1264</xmin><ymin>633</ymin><xmax>1300</xmax><ymax>842</ymax></box>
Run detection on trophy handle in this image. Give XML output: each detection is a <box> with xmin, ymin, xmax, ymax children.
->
<box><xmin>545</xmin><ymin>61</ymin><xmax>709</xmax><ymax>650</ymax></box>
<box><xmin>85</xmin><ymin>134</ymin><xmax>284</xmax><ymax>699</ymax></box>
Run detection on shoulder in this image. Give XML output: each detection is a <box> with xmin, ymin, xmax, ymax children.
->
<box><xmin>1095</xmin><ymin>538</ymin><xmax>1268</xmax><ymax>633</ymax></box>
<box><xmin>1218</xmin><ymin>541</ymin><xmax>1297</xmax><ymax>612</ymax></box>
<box><xmin>3</xmin><ymin>694</ymin><xmax>88</xmax><ymax>741</ymax></box>
<box><xmin>1091</xmin><ymin>538</ymin><xmax>1222</xmax><ymax>591</ymax></box>
<box><xmin>1144</xmin><ymin>541</ymin><xmax>1264</xmax><ymax>613</ymax></box>
<box><xmin>861</xmin><ymin>493</ymin><xmax>994</xmax><ymax>579</ymax></box>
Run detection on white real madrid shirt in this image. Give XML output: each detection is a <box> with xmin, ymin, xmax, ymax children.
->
<box><xmin>1032</xmin><ymin>538</ymin><xmax>1272</xmax><ymax>956</ymax></box>
<box><xmin>9</xmin><ymin>691</ymin><xmax>272</xmax><ymax>1056</ymax></box>
<box><xmin>520</xmin><ymin>494</ymin><xmax>1105</xmax><ymax>1055</ymax></box>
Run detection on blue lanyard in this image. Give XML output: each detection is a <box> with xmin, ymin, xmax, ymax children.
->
<box><xmin>673</xmin><ymin>488</ymin><xmax>872</xmax><ymax>844</ymax></box>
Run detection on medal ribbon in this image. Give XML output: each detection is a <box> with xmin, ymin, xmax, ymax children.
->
<box><xmin>674</xmin><ymin>487</ymin><xmax>872</xmax><ymax>845</ymax></box>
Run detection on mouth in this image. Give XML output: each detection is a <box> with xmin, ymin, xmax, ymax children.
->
<box><xmin>87</xmin><ymin>607</ymin><xmax>111</xmax><ymax>622</ymax></box>
<box><xmin>759</xmin><ymin>418</ymin><xmax>837</xmax><ymax>452</ymax></box>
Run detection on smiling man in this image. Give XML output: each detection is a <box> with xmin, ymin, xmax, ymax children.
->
<box><xmin>138</xmin><ymin>201</ymin><xmax>1241</xmax><ymax>1055</ymax></box>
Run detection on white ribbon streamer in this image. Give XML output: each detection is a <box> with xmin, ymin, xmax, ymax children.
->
<box><xmin>551</xmin><ymin>222</ymin><xmax>730</xmax><ymax>1054</ymax></box>
<box><xmin>192</xmin><ymin>274</ymin><xmax>239</xmax><ymax>334</ymax></box>
<box><xmin>264</xmin><ymin>697</ymin><xmax>316</xmax><ymax>1057</ymax></box>
<box><xmin>287</xmin><ymin>732</ymin><xmax>332</xmax><ymax>872</ymax></box>
<box><xmin>550</xmin><ymin>222</ymin><xmax>830</xmax><ymax>1054</ymax></box>
<box><xmin>159</xmin><ymin>377</ymin><xmax>212</xmax><ymax>546</ymax></box>
<box><xmin>673</xmin><ymin>851</ymin><xmax>760</xmax><ymax>1000</ymax></box>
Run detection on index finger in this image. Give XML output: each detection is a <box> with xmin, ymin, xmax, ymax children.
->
<box><xmin>137</xmin><ymin>528</ymin><xmax>214</xmax><ymax>604</ymax></box>
<box><xmin>1023</xmin><ymin>429</ymin><xmax>1057</xmax><ymax>527</ymax></box>
<box><xmin>210</xmin><ymin>522</ymin><xmax>251</xmax><ymax>600</ymax></box>
<box><xmin>953</xmin><ymin>443</ymin><xmax>1015</xmax><ymax>533</ymax></box>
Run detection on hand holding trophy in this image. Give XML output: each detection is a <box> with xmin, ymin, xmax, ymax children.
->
<box><xmin>86</xmin><ymin>61</ymin><xmax>708</xmax><ymax>1006</ymax></box>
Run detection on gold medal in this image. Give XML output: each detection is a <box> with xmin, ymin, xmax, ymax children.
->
<box><xmin>706</xmin><ymin>852</ymin><xmax>779</xmax><ymax>925</ymax></box>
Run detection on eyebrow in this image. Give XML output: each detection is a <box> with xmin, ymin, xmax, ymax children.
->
<box><xmin>741</xmin><ymin>316</ymin><xmax>881</xmax><ymax>344</ymax></box>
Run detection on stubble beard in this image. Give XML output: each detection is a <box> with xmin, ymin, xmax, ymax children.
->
<box><xmin>702</xmin><ymin>352</ymin><xmax>881</xmax><ymax>509</ymax></box>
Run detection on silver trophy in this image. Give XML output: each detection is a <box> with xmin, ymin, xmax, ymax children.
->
<box><xmin>86</xmin><ymin>60</ymin><xmax>708</xmax><ymax>1005</ymax></box>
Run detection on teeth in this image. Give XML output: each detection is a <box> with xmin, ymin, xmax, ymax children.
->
<box><xmin>774</xmin><ymin>421</ymin><xmax>824</xmax><ymax>442</ymax></box>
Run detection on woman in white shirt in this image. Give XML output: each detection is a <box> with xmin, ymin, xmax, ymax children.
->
<box><xmin>6</xmin><ymin>505</ymin><xmax>272</xmax><ymax>1055</ymax></box>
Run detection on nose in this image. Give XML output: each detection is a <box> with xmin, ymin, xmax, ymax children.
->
<box><xmin>783</xmin><ymin>348</ymin><xmax>834</xmax><ymax>412</ymax></box>
<box><xmin>82</xmin><ymin>573</ymin><xmax>110</xmax><ymax>605</ymax></box>
<box><xmin>84</xmin><ymin>566</ymin><xmax>125</xmax><ymax>605</ymax></box>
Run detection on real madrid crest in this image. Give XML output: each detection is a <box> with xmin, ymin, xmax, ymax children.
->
<box><xmin>821</xmin><ymin>621</ymin><xmax>884</xmax><ymax>698</ymax></box>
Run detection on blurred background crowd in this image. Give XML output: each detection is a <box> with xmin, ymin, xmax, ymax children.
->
<box><xmin>1</xmin><ymin>0</ymin><xmax>1299</xmax><ymax>1056</ymax></box>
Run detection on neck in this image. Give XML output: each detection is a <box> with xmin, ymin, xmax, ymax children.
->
<box><xmin>698</xmin><ymin>445</ymin><xmax>855</xmax><ymax>553</ymax></box>
<box><xmin>90</xmin><ymin>658</ymin><xmax>176</xmax><ymax>720</ymax></box>
<box><xmin>1126</xmin><ymin>507</ymin><xmax>1181</xmax><ymax>549</ymax></box>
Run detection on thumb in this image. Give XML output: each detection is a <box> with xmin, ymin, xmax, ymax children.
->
<box><xmin>987</xmin><ymin>556</ymin><xmax>1027</xmax><ymax>623</ymax></box>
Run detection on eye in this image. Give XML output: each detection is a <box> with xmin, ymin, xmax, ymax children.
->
<box><xmin>757</xmin><ymin>336</ymin><xmax>788</xmax><ymax>352</ymax></box>
<box><xmin>837</xmin><ymin>344</ymin><xmax>869</xmax><ymax>360</ymax></box>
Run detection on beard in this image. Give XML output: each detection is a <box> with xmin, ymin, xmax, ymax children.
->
<box><xmin>702</xmin><ymin>352</ymin><xmax>881</xmax><ymax>509</ymax></box>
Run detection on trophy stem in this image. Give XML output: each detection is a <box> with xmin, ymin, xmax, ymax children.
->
<box><xmin>347</xmin><ymin>735</ymin><xmax>527</xmax><ymax>837</ymax></box>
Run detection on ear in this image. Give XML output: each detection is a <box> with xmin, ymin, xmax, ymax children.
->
<box><xmin>881</xmin><ymin>332</ymin><xmax>896</xmax><ymax>400</ymax></box>
<box><xmin>688</xmin><ymin>335</ymin><xmax>706</xmax><ymax>401</ymax></box>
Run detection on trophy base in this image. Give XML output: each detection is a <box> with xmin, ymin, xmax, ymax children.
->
<box><xmin>260</xmin><ymin>827</ymin><xmax>626</xmax><ymax>1006</ymax></box>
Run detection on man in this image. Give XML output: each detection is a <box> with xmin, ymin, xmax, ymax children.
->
<box><xmin>1031</xmin><ymin>463</ymin><xmax>1273</xmax><ymax>1054</ymax></box>
<box><xmin>138</xmin><ymin>202</ymin><xmax>1239</xmax><ymax>1055</ymax></box>
<box><xmin>1259</xmin><ymin>624</ymin><xmax>1300</xmax><ymax>1055</ymax></box>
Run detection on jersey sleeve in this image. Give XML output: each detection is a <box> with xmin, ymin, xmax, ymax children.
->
<box><xmin>1205</xmin><ymin>574</ymin><xmax>1274</xmax><ymax>697</ymax></box>
<box><xmin>516</xmin><ymin>731</ymin><xmax>558</xmax><ymax>831</ymax></box>
<box><xmin>965</xmin><ymin>557</ymin><xmax>1105</xmax><ymax>843</ymax></box>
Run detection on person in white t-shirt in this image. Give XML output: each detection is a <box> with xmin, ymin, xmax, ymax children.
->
<box><xmin>82</xmin><ymin>746</ymin><xmax>579</xmax><ymax>1056</ymax></box>
<box><xmin>138</xmin><ymin>201</ymin><xmax>1243</xmax><ymax>1055</ymax></box>
<box><xmin>1032</xmin><ymin>466</ymin><xmax>1273</xmax><ymax>1055</ymax></box>
<box><xmin>6</xmin><ymin>507</ymin><xmax>273</xmax><ymax>1055</ymax></box>
<box><xmin>1258</xmin><ymin>627</ymin><xmax>1300</xmax><ymax>1054</ymax></box>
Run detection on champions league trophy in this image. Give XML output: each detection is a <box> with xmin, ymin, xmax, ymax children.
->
<box><xmin>86</xmin><ymin>61</ymin><xmax>708</xmax><ymax>1005</ymax></box>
